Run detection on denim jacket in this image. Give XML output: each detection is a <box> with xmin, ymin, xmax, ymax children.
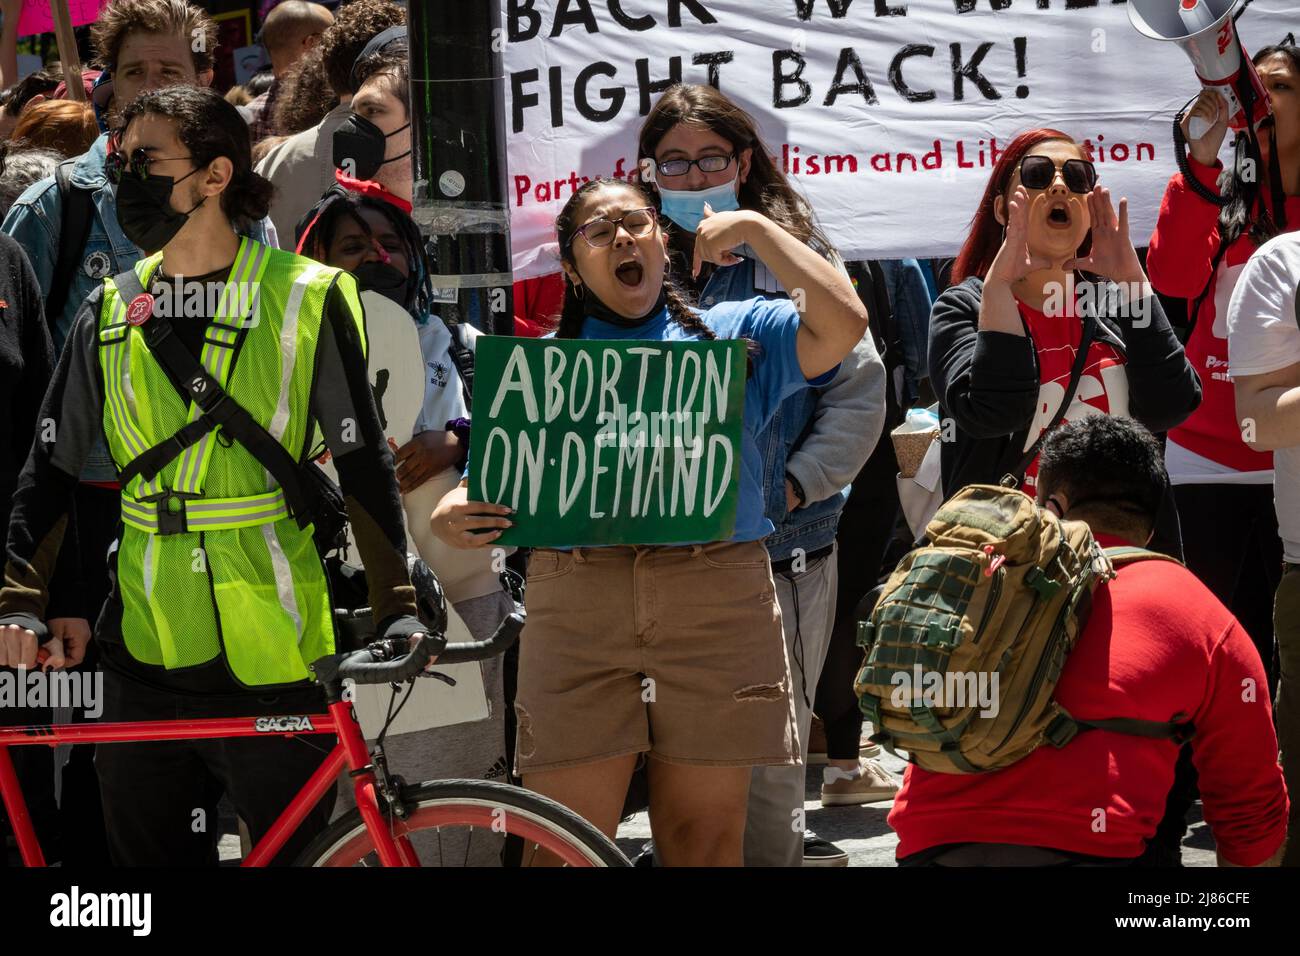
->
<box><xmin>699</xmin><ymin>253</ymin><xmax>887</xmax><ymax>564</ymax></box>
<box><xmin>2</xmin><ymin>133</ymin><xmax>275</xmax><ymax>482</ymax></box>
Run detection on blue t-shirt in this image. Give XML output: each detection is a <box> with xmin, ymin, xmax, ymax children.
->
<box><xmin>577</xmin><ymin>296</ymin><xmax>834</xmax><ymax>543</ymax></box>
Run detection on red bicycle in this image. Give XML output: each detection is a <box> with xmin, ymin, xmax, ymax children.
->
<box><xmin>0</xmin><ymin>614</ymin><xmax>629</xmax><ymax>867</ymax></box>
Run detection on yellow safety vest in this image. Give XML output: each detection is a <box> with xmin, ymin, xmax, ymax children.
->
<box><xmin>97</xmin><ymin>237</ymin><xmax>366</xmax><ymax>686</ymax></box>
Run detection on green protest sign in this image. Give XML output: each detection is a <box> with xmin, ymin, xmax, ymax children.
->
<box><xmin>469</xmin><ymin>336</ymin><xmax>746</xmax><ymax>547</ymax></box>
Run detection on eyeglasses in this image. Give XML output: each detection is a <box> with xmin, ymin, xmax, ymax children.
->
<box><xmin>569</xmin><ymin>206</ymin><xmax>658</xmax><ymax>248</ymax></box>
<box><xmin>1018</xmin><ymin>155</ymin><xmax>1098</xmax><ymax>194</ymax></box>
<box><xmin>654</xmin><ymin>153</ymin><xmax>735</xmax><ymax>178</ymax></box>
<box><xmin>105</xmin><ymin>146</ymin><xmax>194</xmax><ymax>184</ymax></box>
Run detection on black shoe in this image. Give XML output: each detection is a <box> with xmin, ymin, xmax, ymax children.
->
<box><xmin>803</xmin><ymin>833</ymin><xmax>849</xmax><ymax>867</ymax></box>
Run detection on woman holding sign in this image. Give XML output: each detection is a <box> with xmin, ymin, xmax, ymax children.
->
<box><xmin>431</xmin><ymin>176</ymin><xmax>868</xmax><ymax>866</ymax></box>
<box><xmin>637</xmin><ymin>84</ymin><xmax>895</xmax><ymax>867</ymax></box>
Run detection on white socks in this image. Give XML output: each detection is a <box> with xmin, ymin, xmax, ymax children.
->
<box><xmin>823</xmin><ymin>764</ymin><xmax>862</xmax><ymax>785</ymax></box>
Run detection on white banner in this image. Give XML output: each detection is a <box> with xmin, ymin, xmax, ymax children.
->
<box><xmin>500</xmin><ymin>0</ymin><xmax>1289</xmax><ymax>281</ymax></box>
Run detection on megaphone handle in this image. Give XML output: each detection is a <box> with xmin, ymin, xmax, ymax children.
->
<box><xmin>1171</xmin><ymin>98</ymin><xmax>1232</xmax><ymax>209</ymax></box>
<box><xmin>1188</xmin><ymin>113</ymin><xmax>1212</xmax><ymax>142</ymax></box>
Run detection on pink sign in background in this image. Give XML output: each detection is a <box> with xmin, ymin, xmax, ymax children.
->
<box><xmin>17</xmin><ymin>0</ymin><xmax>107</xmax><ymax>38</ymax></box>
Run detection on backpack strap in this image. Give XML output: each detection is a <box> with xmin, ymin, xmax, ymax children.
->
<box><xmin>1003</xmin><ymin>308</ymin><xmax>1098</xmax><ymax>487</ymax></box>
<box><xmin>1103</xmin><ymin>545</ymin><xmax>1184</xmax><ymax>568</ymax></box>
<box><xmin>443</xmin><ymin>318</ymin><xmax>474</xmax><ymax>410</ymax></box>
<box><xmin>46</xmin><ymin>160</ymin><xmax>97</xmax><ymax>334</ymax></box>
<box><xmin>1039</xmin><ymin>548</ymin><xmax>1193</xmax><ymax>745</ymax></box>
<box><xmin>1045</xmin><ymin>709</ymin><xmax>1195</xmax><ymax>749</ymax></box>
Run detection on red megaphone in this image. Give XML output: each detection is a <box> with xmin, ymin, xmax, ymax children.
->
<box><xmin>1128</xmin><ymin>0</ymin><xmax>1271</xmax><ymax>136</ymax></box>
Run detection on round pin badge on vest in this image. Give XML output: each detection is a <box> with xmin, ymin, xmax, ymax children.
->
<box><xmin>126</xmin><ymin>292</ymin><xmax>155</xmax><ymax>326</ymax></box>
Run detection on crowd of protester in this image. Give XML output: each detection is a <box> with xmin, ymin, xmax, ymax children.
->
<box><xmin>0</xmin><ymin>0</ymin><xmax>1294</xmax><ymax>868</ymax></box>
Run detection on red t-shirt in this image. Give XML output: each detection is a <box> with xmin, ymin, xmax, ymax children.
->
<box><xmin>1147</xmin><ymin>158</ymin><xmax>1300</xmax><ymax>472</ymax></box>
<box><xmin>1018</xmin><ymin>299</ymin><xmax>1128</xmax><ymax>494</ymax></box>
<box><xmin>888</xmin><ymin>536</ymin><xmax>1288</xmax><ymax>865</ymax></box>
<box><xmin>513</xmin><ymin>273</ymin><xmax>564</xmax><ymax>337</ymax></box>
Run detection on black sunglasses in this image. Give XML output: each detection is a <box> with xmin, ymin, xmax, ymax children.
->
<box><xmin>655</xmin><ymin>152</ymin><xmax>736</xmax><ymax>178</ymax></box>
<box><xmin>105</xmin><ymin>146</ymin><xmax>194</xmax><ymax>184</ymax></box>
<box><xmin>569</xmin><ymin>206</ymin><xmax>658</xmax><ymax>249</ymax></box>
<box><xmin>1019</xmin><ymin>155</ymin><xmax>1097</xmax><ymax>194</ymax></box>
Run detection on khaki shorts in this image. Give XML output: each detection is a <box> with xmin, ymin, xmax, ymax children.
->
<box><xmin>513</xmin><ymin>540</ymin><xmax>799</xmax><ymax>775</ymax></box>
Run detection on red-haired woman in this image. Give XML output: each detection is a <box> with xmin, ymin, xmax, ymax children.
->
<box><xmin>928</xmin><ymin>128</ymin><xmax>1200</xmax><ymax>551</ymax></box>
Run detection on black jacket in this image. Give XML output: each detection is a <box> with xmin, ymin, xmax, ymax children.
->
<box><xmin>928</xmin><ymin>276</ymin><xmax>1202</xmax><ymax>495</ymax></box>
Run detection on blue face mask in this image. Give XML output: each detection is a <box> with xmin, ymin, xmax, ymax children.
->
<box><xmin>656</xmin><ymin>175</ymin><xmax>740</xmax><ymax>233</ymax></box>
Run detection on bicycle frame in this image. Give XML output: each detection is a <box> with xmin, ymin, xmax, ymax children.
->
<box><xmin>0</xmin><ymin>697</ymin><xmax>417</xmax><ymax>868</ymax></box>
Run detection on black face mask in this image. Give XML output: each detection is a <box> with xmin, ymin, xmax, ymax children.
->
<box><xmin>115</xmin><ymin>168</ymin><xmax>203</xmax><ymax>253</ymax></box>
<box><xmin>354</xmin><ymin>260</ymin><xmax>414</xmax><ymax>310</ymax></box>
<box><xmin>333</xmin><ymin>114</ymin><xmax>411</xmax><ymax>181</ymax></box>
<box><xmin>583</xmin><ymin>286</ymin><xmax>668</xmax><ymax>327</ymax></box>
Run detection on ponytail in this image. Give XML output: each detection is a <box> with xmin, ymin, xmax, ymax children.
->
<box><xmin>226</xmin><ymin>168</ymin><xmax>276</xmax><ymax>228</ymax></box>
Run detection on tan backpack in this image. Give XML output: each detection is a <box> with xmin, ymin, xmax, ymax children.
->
<box><xmin>854</xmin><ymin>484</ymin><xmax>1194</xmax><ymax>774</ymax></box>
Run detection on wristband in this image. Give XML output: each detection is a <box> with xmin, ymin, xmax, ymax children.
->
<box><xmin>445</xmin><ymin>417</ymin><xmax>472</xmax><ymax>471</ymax></box>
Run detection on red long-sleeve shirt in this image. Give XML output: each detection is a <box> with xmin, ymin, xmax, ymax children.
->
<box><xmin>1146</xmin><ymin>158</ymin><xmax>1300</xmax><ymax>472</ymax></box>
<box><xmin>888</xmin><ymin>535</ymin><xmax>1288</xmax><ymax>865</ymax></box>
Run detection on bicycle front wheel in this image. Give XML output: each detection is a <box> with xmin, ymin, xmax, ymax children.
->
<box><xmin>295</xmin><ymin>779</ymin><xmax>629</xmax><ymax>867</ymax></box>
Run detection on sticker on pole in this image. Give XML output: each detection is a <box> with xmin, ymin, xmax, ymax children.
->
<box><xmin>438</xmin><ymin>170</ymin><xmax>466</xmax><ymax>198</ymax></box>
<box><xmin>126</xmin><ymin>293</ymin><xmax>154</xmax><ymax>326</ymax></box>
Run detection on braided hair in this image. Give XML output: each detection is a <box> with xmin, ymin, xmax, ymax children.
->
<box><xmin>294</xmin><ymin>185</ymin><xmax>433</xmax><ymax>318</ymax></box>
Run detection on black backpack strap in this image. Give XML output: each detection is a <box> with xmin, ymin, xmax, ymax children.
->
<box><xmin>1046</xmin><ymin>709</ymin><xmax>1195</xmax><ymax>748</ymax></box>
<box><xmin>444</xmin><ymin>318</ymin><xmax>474</xmax><ymax>410</ymax></box>
<box><xmin>1004</xmin><ymin>309</ymin><xmax>1098</xmax><ymax>486</ymax></box>
<box><xmin>46</xmin><ymin>160</ymin><xmax>97</xmax><ymax>334</ymax></box>
<box><xmin>109</xmin><ymin>268</ymin><xmax>318</xmax><ymax>528</ymax></box>
<box><xmin>118</xmin><ymin>418</ymin><xmax>217</xmax><ymax>487</ymax></box>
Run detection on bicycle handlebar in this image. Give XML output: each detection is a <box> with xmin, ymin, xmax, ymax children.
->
<box><xmin>437</xmin><ymin>612</ymin><xmax>524</xmax><ymax>664</ymax></box>
<box><xmin>311</xmin><ymin>612</ymin><xmax>524</xmax><ymax>688</ymax></box>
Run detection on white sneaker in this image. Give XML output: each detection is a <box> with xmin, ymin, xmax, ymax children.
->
<box><xmin>820</xmin><ymin>758</ymin><xmax>900</xmax><ymax>807</ymax></box>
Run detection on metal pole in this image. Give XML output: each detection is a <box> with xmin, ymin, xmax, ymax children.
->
<box><xmin>408</xmin><ymin>1</ymin><xmax>513</xmax><ymax>335</ymax></box>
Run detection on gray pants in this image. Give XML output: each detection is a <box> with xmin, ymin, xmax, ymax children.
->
<box><xmin>743</xmin><ymin>545</ymin><xmax>839</xmax><ymax>867</ymax></box>
<box><xmin>333</xmin><ymin>588</ymin><xmax>513</xmax><ymax>866</ymax></box>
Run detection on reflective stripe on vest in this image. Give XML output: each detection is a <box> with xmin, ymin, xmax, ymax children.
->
<box><xmin>169</xmin><ymin>239</ymin><xmax>272</xmax><ymax>497</ymax></box>
<box><xmin>120</xmin><ymin>488</ymin><xmax>290</xmax><ymax>534</ymax></box>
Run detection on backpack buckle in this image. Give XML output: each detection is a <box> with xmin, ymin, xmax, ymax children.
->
<box><xmin>1044</xmin><ymin>713</ymin><xmax>1079</xmax><ymax>748</ymax></box>
<box><xmin>155</xmin><ymin>495</ymin><xmax>188</xmax><ymax>535</ymax></box>
<box><xmin>1025</xmin><ymin>566</ymin><xmax>1061</xmax><ymax>598</ymax></box>
<box><xmin>139</xmin><ymin>489</ymin><xmax>200</xmax><ymax>536</ymax></box>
